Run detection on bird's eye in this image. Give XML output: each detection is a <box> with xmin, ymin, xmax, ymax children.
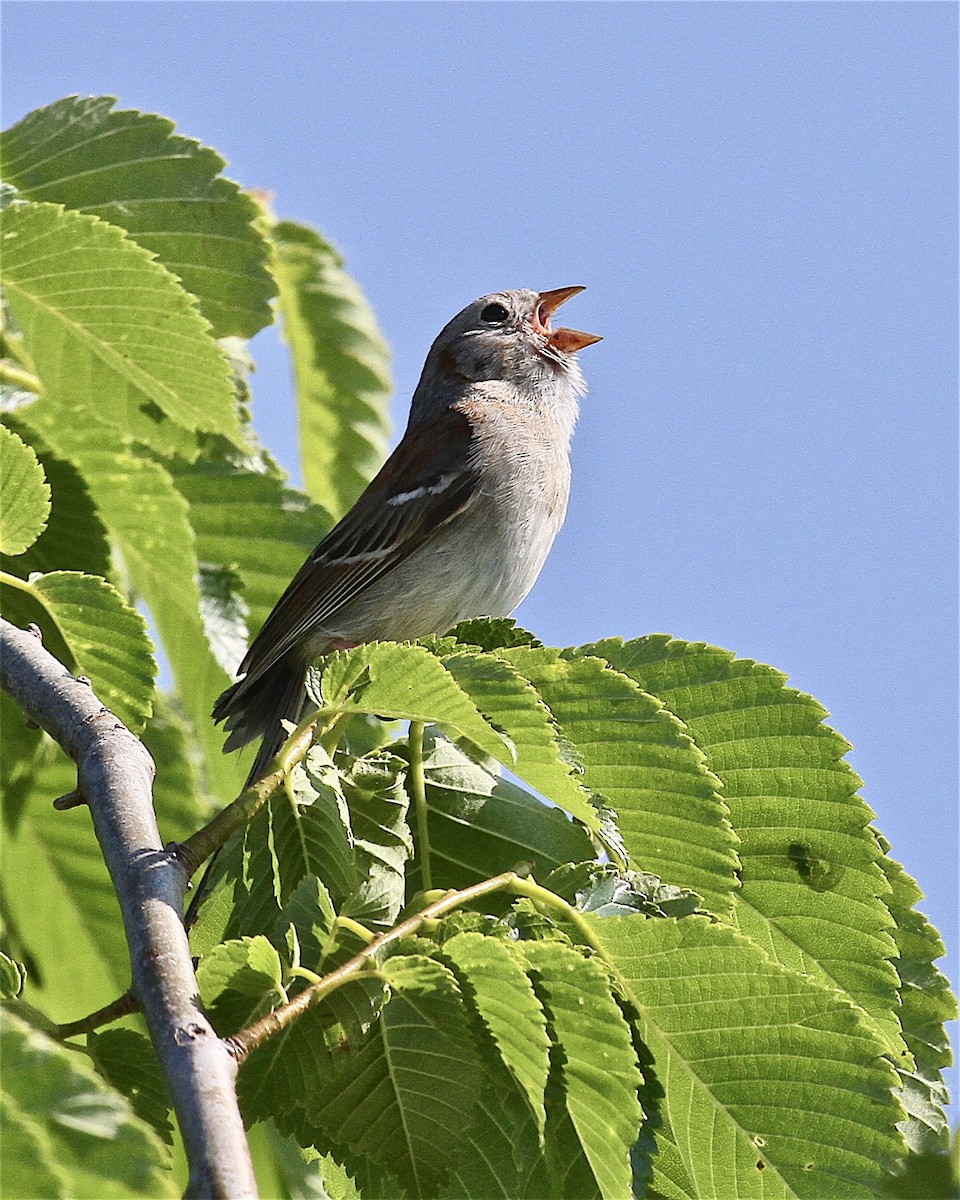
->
<box><xmin>480</xmin><ymin>302</ymin><xmax>510</xmax><ymax>324</ymax></box>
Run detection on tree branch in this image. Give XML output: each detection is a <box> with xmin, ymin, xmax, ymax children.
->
<box><xmin>0</xmin><ymin>618</ymin><xmax>258</xmax><ymax>1200</ymax></box>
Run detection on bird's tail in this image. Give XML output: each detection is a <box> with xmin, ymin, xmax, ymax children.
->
<box><xmin>184</xmin><ymin>658</ymin><xmax>307</xmax><ymax>930</ymax></box>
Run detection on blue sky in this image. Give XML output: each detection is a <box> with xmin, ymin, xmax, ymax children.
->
<box><xmin>5</xmin><ymin>1</ymin><xmax>956</xmax><ymax>1078</ymax></box>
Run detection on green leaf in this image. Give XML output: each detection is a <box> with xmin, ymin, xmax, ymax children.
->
<box><xmin>416</xmin><ymin>733</ymin><xmax>595</xmax><ymax>892</ymax></box>
<box><xmin>170</xmin><ymin>457</ymin><xmax>332</xmax><ymax>639</ymax></box>
<box><xmin>446</xmin><ymin>616</ymin><xmax>542</xmax><ymax>652</ymax></box>
<box><xmin>12</xmin><ymin>428</ymin><xmax>244</xmax><ymax>802</ymax></box>
<box><xmin>0</xmin><ymin>682</ymin><xmax>44</xmax><ymax>832</ymax></box>
<box><xmin>0</xmin><ymin>1009</ymin><xmax>175</xmax><ymax>1198</ymax></box>
<box><xmin>340</xmin><ymin>750</ymin><xmax>412</xmax><ymax>929</ymax></box>
<box><xmin>2</xmin><ymin>746</ymin><xmax>131</xmax><ymax>1019</ymax></box>
<box><xmin>142</xmin><ymin>695</ymin><xmax>212</xmax><ymax>845</ymax></box>
<box><xmin>313</xmin><ymin>642</ymin><xmax>509</xmax><ymax>762</ymax></box>
<box><xmin>0</xmin><ymin>423</ymin><xmax>112</xmax><ymax>581</ymax></box>
<box><xmin>0</xmin><ymin>421</ymin><xmax>49</xmax><ymax>554</ymax></box>
<box><xmin>520</xmin><ymin>940</ymin><xmax>643</xmax><ymax>1200</ymax></box>
<box><xmin>877</xmin><ymin>838</ymin><xmax>956</xmax><ymax>1153</ymax></box>
<box><xmin>585</xmin><ymin>913</ymin><xmax>906</xmax><ymax>1198</ymax></box>
<box><xmin>584</xmin><ymin>635</ymin><xmax>905</xmax><ymax>1059</ymax></box>
<box><xmin>443</xmin><ymin>931</ymin><xmax>551</xmax><ymax>1139</ymax></box>
<box><xmin>545</xmin><ymin>861</ymin><xmax>702</xmax><ymax>920</ymax></box>
<box><xmin>311</xmin><ymin>953</ymin><xmax>484</xmax><ymax>1197</ymax></box>
<box><xmin>879</xmin><ymin>1148</ymin><xmax>957</xmax><ymax>1199</ymax></box>
<box><xmin>0</xmin><ymin>200</ymin><xmax>242</xmax><ymax>456</ymax></box>
<box><xmin>432</xmin><ymin>646</ymin><xmax>600</xmax><ymax>831</ymax></box>
<box><xmin>271</xmin><ymin>218</ymin><xmax>391</xmax><ymax>517</ymax></box>
<box><xmin>28</xmin><ymin>571</ymin><xmax>155</xmax><ymax>733</ymax></box>
<box><xmin>0</xmin><ymin>95</ymin><xmax>275</xmax><ymax>337</ymax></box>
<box><xmin>441</xmin><ymin>1084</ymin><xmax>541</xmax><ymax>1199</ymax></box>
<box><xmin>197</xmin><ymin>935</ymin><xmax>285</xmax><ymax>1036</ymax></box>
<box><xmin>0</xmin><ymin>950</ymin><xmax>26</xmax><ymax>998</ymax></box>
<box><xmin>502</xmin><ymin>646</ymin><xmax>740</xmax><ymax>916</ymax></box>
<box><xmin>0</xmin><ymin>1090</ymin><xmax>70</xmax><ymax>1200</ymax></box>
<box><xmin>88</xmin><ymin>1028</ymin><xmax>174</xmax><ymax>1146</ymax></box>
<box><xmin>283</xmin><ymin>748</ymin><xmax>363</xmax><ymax>910</ymax></box>
<box><xmin>197</xmin><ymin>934</ymin><xmax>284</xmax><ymax>1000</ymax></box>
<box><xmin>265</xmin><ymin>1125</ymin><xmax>367</xmax><ymax>1200</ymax></box>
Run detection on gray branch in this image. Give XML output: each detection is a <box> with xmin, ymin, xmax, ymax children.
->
<box><xmin>0</xmin><ymin>618</ymin><xmax>257</xmax><ymax>1200</ymax></box>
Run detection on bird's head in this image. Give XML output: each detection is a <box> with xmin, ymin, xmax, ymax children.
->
<box><xmin>412</xmin><ymin>287</ymin><xmax>601</xmax><ymax>420</ymax></box>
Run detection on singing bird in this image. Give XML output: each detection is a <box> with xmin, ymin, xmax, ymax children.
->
<box><xmin>213</xmin><ymin>286</ymin><xmax>600</xmax><ymax>784</ymax></box>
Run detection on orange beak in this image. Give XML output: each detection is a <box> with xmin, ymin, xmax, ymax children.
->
<box><xmin>535</xmin><ymin>286</ymin><xmax>602</xmax><ymax>353</ymax></box>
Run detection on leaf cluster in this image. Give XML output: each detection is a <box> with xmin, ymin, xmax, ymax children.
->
<box><xmin>0</xmin><ymin>97</ymin><xmax>954</xmax><ymax>1199</ymax></box>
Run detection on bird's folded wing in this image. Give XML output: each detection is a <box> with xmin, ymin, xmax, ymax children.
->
<box><xmin>234</xmin><ymin>405</ymin><xmax>480</xmax><ymax>685</ymax></box>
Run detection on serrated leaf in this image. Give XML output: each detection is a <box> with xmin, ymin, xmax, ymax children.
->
<box><xmin>443</xmin><ymin>932</ymin><xmax>550</xmax><ymax>1138</ymax></box>
<box><xmin>340</xmin><ymin>751</ymin><xmax>412</xmax><ymax>929</ymax></box>
<box><xmin>584</xmin><ymin>635</ymin><xmax>905</xmax><ymax>1060</ymax></box>
<box><xmin>11</xmin><ymin>427</ymin><xmax>244</xmax><ymax>802</ymax></box>
<box><xmin>879</xmin><ymin>1148</ymin><xmax>957</xmax><ymax>1198</ymax></box>
<box><xmin>876</xmin><ymin>838</ymin><xmax>956</xmax><ymax>1153</ymax></box>
<box><xmin>26</xmin><ymin>570</ymin><xmax>156</xmax><ymax>733</ymax></box>
<box><xmin>0</xmin><ymin>422</ymin><xmax>112</xmax><ymax>581</ymax></box>
<box><xmin>311</xmin><ymin>953</ymin><xmax>484</xmax><ymax>1197</ymax></box>
<box><xmin>1</xmin><ymin>95</ymin><xmax>275</xmax><ymax>337</ymax></box>
<box><xmin>314</xmin><ymin>642</ymin><xmax>509</xmax><ymax>762</ymax></box>
<box><xmin>441</xmin><ymin>1083</ymin><xmax>541</xmax><ymax>1199</ymax></box>
<box><xmin>416</xmin><ymin>733</ymin><xmax>595</xmax><ymax>892</ymax></box>
<box><xmin>501</xmin><ymin>646</ymin><xmax>739</xmax><ymax>916</ymax></box>
<box><xmin>520</xmin><ymin>940</ymin><xmax>643</xmax><ymax>1200</ymax></box>
<box><xmin>88</xmin><ymin>1029</ymin><xmax>174</xmax><ymax>1146</ymax></box>
<box><xmin>0</xmin><ymin>200</ymin><xmax>242</xmax><ymax>456</ymax></box>
<box><xmin>446</xmin><ymin>616</ymin><xmax>542</xmax><ymax>652</ymax></box>
<box><xmin>266</xmin><ymin>1126</ymin><xmax>366</xmax><ymax>1200</ymax></box>
<box><xmin>433</xmin><ymin>647</ymin><xmax>600</xmax><ymax>831</ymax></box>
<box><xmin>281</xmin><ymin>747</ymin><xmax>361</xmax><ymax>910</ymax></box>
<box><xmin>0</xmin><ymin>421</ymin><xmax>49</xmax><ymax>553</ymax></box>
<box><xmin>1</xmin><ymin>1009</ymin><xmax>175</xmax><ymax>1197</ymax></box>
<box><xmin>271</xmin><ymin>218</ymin><xmax>391</xmax><ymax>517</ymax></box>
<box><xmin>545</xmin><ymin>861</ymin><xmax>702</xmax><ymax>920</ymax></box>
<box><xmin>584</xmin><ymin>912</ymin><xmax>906</xmax><ymax>1198</ymax></box>
<box><xmin>197</xmin><ymin>934</ymin><xmax>284</xmax><ymax>999</ymax></box>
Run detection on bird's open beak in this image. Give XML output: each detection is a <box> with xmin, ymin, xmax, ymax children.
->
<box><xmin>535</xmin><ymin>286</ymin><xmax>602</xmax><ymax>353</ymax></box>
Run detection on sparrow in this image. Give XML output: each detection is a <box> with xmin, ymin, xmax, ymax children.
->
<box><xmin>213</xmin><ymin>286</ymin><xmax>600</xmax><ymax>783</ymax></box>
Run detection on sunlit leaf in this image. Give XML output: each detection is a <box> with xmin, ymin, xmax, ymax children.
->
<box><xmin>1</xmin><ymin>200</ymin><xmax>243</xmax><ymax>456</ymax></box>
<box><xmin>1</xmin><ymin>1009</ymin><xmax>175</xmax><ymax>1197</ymax></box>
<box><xmin>1</xmin><ymin>95</ymin><xmax>275</xmax><ymax>337</ymax></box>
<box><xmin>271</xmin><ymin>218</ymin><xmax>391</xmax><ymax>517</ymax></box>
<box><xmin>0</xmin><ymin>421</ymin><xmax>49</xmax><ymax>554</ymax></box>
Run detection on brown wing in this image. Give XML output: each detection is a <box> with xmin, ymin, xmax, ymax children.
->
<box><xmin>234</xmin><ymin>405</ymin><xmax>479</xmax><ymax>686</ymax></box>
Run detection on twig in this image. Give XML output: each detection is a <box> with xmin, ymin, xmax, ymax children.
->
<box><xmin>0</xmin><ymin>618</ymin><xmax>258</xmax><ymax>1200</ymax></box>
<box><xmin>228</xmin><ymin>871</ymin><xmax>522</xmax><ymax>1061</ymax></box>
<box><xmin>56</xmin><ymin>988</ymin><xmax>139</xmax><ymax>1038</ymax></box>
<box><xmin>175</xmin><ymin>714</ymin><xmax>320</xmax><ymax>880</ymax></box>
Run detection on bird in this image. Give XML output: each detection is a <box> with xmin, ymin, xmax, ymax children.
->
<box><xmin>214</xmin><ymin>286</ymin><xmax>601</xmax><ymax>784</ymax></box>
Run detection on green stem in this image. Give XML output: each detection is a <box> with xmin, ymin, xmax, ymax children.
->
<box><xmin>175</xmin><ymin>709</ymin><xmax>330</xmax><ymax>877</ymax></box>
<box><xmin>408</xmin><ymin>720</ymin><xmax>432</xmax><ymax>892</ymax></box>
<box><xmin>229</xmin><ymin>870</ymin><xmax>524</xmax><ymax>1061</ymax></box>
<box><xmin>0</xmin><ymin>360</ymin><xmax>40</xmax><ymax>394</ymax></box>
<box><xmin>0</xmin><ymin>570</ymin><xmax>37</xmax><ymax>597</ymax></box>
<box><xmin>227</xmin><ymin>870</ymin><xmax>616</xmax><ymax>1064</ymax></box>
<box><xmin>333</xmin><ymin>915</ymin><xmax>376</xmax><ymax>945</ymax></box>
